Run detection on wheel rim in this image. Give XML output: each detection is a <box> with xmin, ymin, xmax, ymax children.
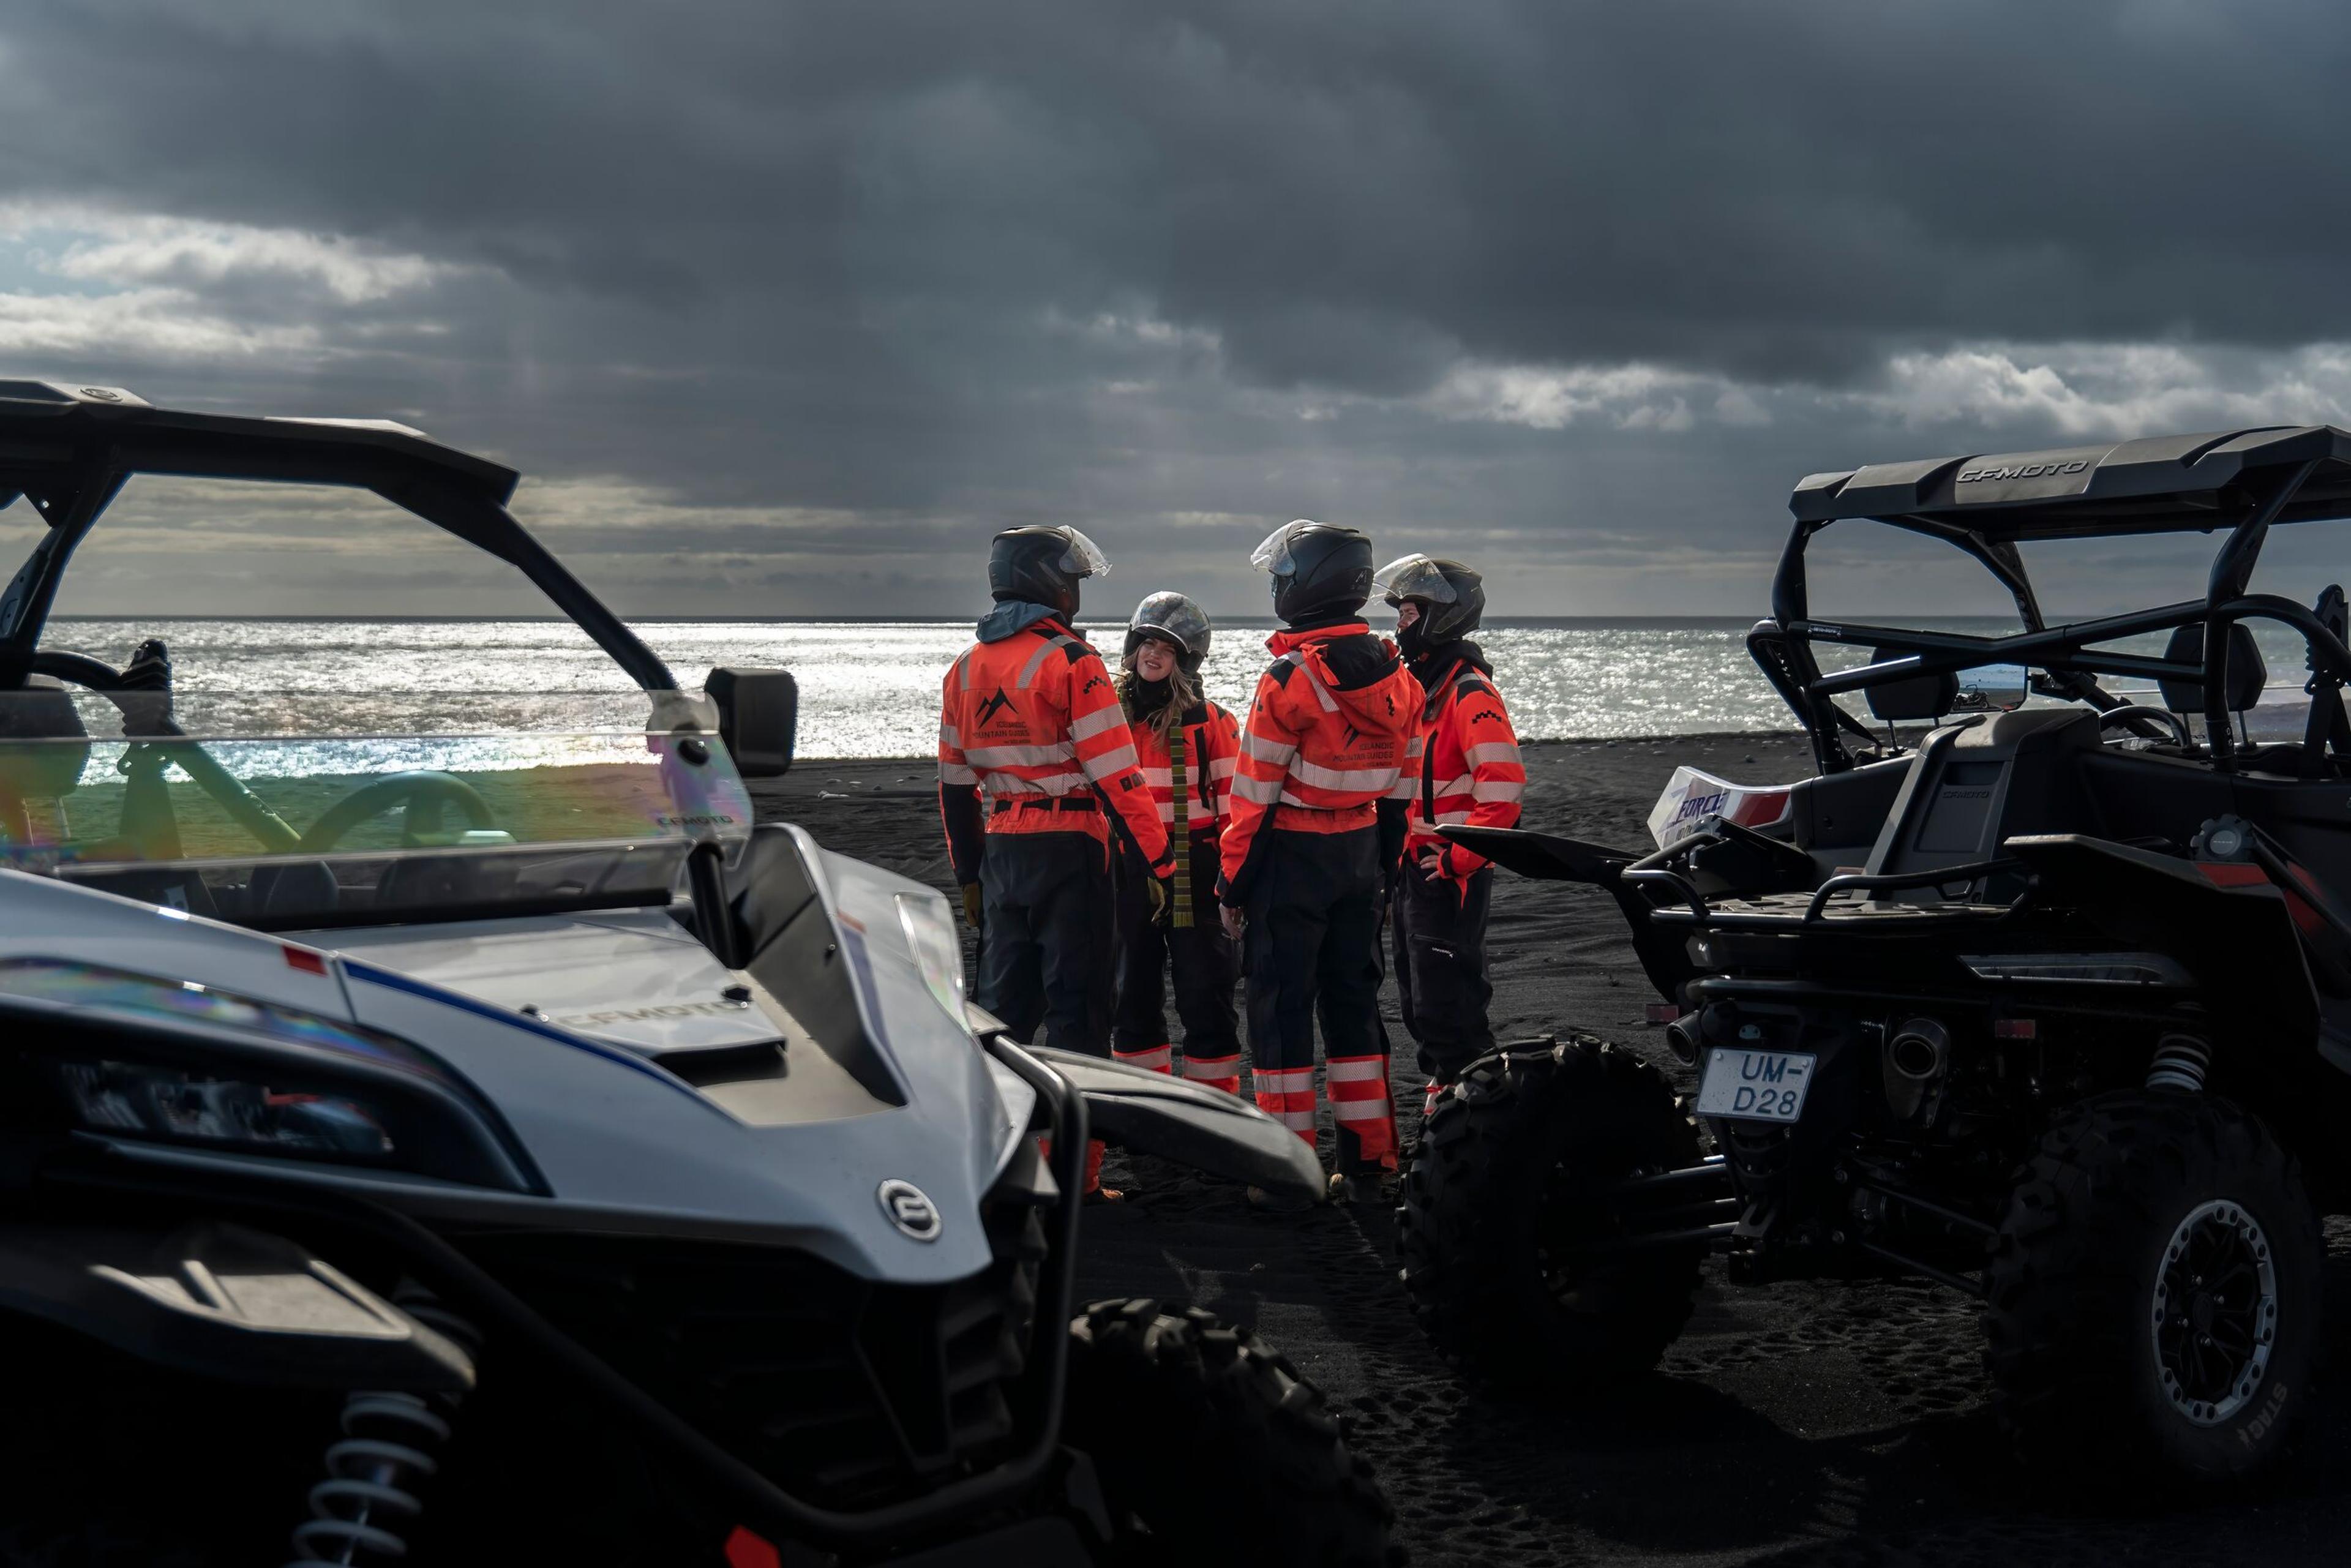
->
<box><xmin>2150</xmin><ymin>1198</ymin><xmax>2278</xmax><ymax>1427</ymax></box>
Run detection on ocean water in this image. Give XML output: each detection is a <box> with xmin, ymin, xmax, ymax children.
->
<box><xmin>34</xmin><ymin>614</ymin><xmax>2314</xmax><ymax>765</ymax></box>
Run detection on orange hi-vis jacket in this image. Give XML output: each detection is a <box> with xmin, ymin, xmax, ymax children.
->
<box><xmin>938</xmin><ymin>617</ymin><xmax>1174</xmax><ymax>885</ymax></box>
<box><xmin>1128</xmin><ymin>700</ymin><xmax>1240</xmax><ymax>839</ymax></box>
<box><xmin>1405</xmin><ymin>655</ymin><xmax>1526</xmax><ymax>877</ymax></box>
<box><xmin>1218</xmin><ymin>622</ymin><xmax>1423</xmax><ymax>899</ymax></box>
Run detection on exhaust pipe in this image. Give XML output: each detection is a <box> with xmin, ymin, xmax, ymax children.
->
<box><xmin>1886</xmin><ymin>1018</ymin><xmax>1948</xmax><ymax>1082</ymax></box>
<box><xmin>1883</xmin><ymin>1017</ymin><xmax>1949</xmax><ymax>1120</ymax></box>
<box><xmin>1663</xmin><ymin>1015</ymin><xmax>1701</xmax><ymax>1068</ymax></box>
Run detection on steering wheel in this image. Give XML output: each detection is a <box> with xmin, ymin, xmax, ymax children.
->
<box><xmin>2098</xmin><ymin>704</ymin><xmax>2192</xmax><ymax>748</ymax></box>
<box><xmin>297</xmin><ymin>771</ymin><xmax>498</xmax><ymax>852</ymax></box>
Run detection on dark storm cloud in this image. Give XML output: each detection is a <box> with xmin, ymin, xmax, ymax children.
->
<box><xmin>2</xmin><ymin>2</ymin><xmax>2349</xmax><ymax>617</ymax></box>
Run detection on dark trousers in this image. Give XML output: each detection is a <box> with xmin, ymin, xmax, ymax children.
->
<box><xmin>1393</xmin><ymin>857</ymin><xmax>1496</xmax><ymax>1090</ymax></box>
<box><xmin>1111</xmin><ymin>835</ymin><xmax>1242</xmax><ymax>1086</ymax></box>
<box><xmin>1242</xmin><ymin>827</ymin><xmax>1397</xmax><ymax>1172</ymax></box>
<box><xmin>977</xmin><ymin>831</ymin><xmax>1113</xmax><ymax>1056</ymax></box>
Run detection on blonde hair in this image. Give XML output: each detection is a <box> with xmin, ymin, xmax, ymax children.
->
<box><xmin>1117</xmin><ymin>646</ymin><xmax>1201</xmax><ymax>745</ymax></box>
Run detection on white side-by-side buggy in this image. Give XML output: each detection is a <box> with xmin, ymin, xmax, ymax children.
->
<box><xmin>0</xmin><ymin>381</ymin><xmax>1394</xmax><ymax>1566</ymax></box>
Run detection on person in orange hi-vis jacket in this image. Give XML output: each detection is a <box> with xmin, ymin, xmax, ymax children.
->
<box><xmin>1108</xmin><ymin>591</ymin><xmax>1245</xmax><ymax>1095</ymax></box>
<box><xmin>1218</xmin><ymin>520</ymin><xmax>1424</xmax><ymax>1207</ymax></box>
<box><xmin>1374</xmin><ymin>554</ymin><xmax>1524</xmax><ymax>1120</ymax></box>
<box><xmin>939</xmin><ymin>526</ymin><xmax>1176</xmax><ymax>1199</ymax></box>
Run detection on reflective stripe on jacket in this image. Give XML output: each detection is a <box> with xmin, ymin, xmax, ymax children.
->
<box><xmin>1128</xmin><ymin>700</ymin><xmax>1240</xmax><ymax>836</ymax></box>
<box><xmin>1219</xmin><ymin>621</ymin><xmax>1422</xmax><ymax>900</ymax></box>
<box><xmin>1406</xmin><ymin>661</ymin><xmax>1524</xmax><ymax>876</ymax></box>
<box><xmin>938</xmin><ymin>620</ymin><xmax>1174</xmax><ymax>883</ymax></box>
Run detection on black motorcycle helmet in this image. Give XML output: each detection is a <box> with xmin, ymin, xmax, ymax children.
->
<box><xmin>988</xmin><ymin>525</ymin><xmax>1109</xmax><ymax>619</ymax></box>
<box><xmin>1124</xmin><ymin>590</ymin><xmax>1212</xmax><ymax>675</ymax></box>
<box><xmin>1250</xmin><ymin>519</ymin><xmax>1373</xmax><ymax>625</ymax></box>
<box><xmin>1374</xmin><ymin>553</ymin><xmax>1485</xmax><ymax>650</ymax></box>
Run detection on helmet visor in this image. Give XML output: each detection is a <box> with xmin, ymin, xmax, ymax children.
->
<box><xmin>1250</xmin><ymin>519</ymin><xmax>1320</xmax><ymax>576</ymax></box>
<box><xmin>1373</xmin><ymin>553</ymin><xmax>1458</xmax><ymax>604</ymax></box>
<box><xmin>1129</xmin><ymin>591</ymin><xmax>1212</xmax><ymax>656</ymax></box>
<box><xmin>1053</xmin><ymin>526</ymin><xmax>1110</xmax><ymax>580</ymax></box>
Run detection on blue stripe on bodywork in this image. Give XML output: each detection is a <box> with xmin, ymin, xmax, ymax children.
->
<box><xmin>342</xmin><ymin>960</ymin><xmax>711</xmax><ymax>1104</ymax></box>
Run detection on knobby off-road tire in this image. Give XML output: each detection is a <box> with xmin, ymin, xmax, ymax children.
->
<box><xmin>1397</xmin><ymin>1036</ymin><xmax>1704</xmax><ymax>1394</ymax></box>
<box><xmin>1062</xmin><ymin>1299</ymin><xmax>1400</xmax><ymax>1567</ymax></box>
<box><xmin>1983</xmin><ymin>1090</ymin><xmax>2323</xmax><ymax>1489</ymax></box>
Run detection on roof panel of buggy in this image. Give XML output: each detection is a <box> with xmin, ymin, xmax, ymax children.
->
<box><xmin>0</xmin><ymin>380</ymin><xmax>519</xmax><ymax>506</ymax></box>
<box><xmin>1790</xmin><ymin>424</ymin><xmax>2351</xmax><ymax>539</ymax></box>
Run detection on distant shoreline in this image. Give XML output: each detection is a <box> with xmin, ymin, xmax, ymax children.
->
<box><xmin>773</xmin><ymin>730</ymin><xmax>1810</xmax><ymax>767</ymax></box>
<box><xmin>42</xmin><ymin>612</ymin><xmax>2019</xmax><ymax>628</ymax></box>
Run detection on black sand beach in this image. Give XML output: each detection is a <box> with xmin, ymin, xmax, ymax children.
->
<box><xmin>754</xmin><ymin>735</ymin><xmax>2351</xmax><ymax>1568</ymax></box>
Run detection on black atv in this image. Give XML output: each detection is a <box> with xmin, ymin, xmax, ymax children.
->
<box><xmin>1400</xmin><ymin>425</ymin><xmax>2351</xmax><ymax>1489</ymax></box>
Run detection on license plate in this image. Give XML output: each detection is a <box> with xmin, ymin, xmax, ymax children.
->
<box><xmin>1695</xmin><ymin>1048</ymin><xmax>1818</xmax><ymax>1123</ymax></box>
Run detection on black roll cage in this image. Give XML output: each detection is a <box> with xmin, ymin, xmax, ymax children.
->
<box><xmin>0</xmin><ymin>388</ymin><xmax>675</xmax><ymax>691</ymax></box>
<box><xmin>1764</xmin><ymin>427</ymin><xmax>2351</xmax><ymax>778</ymax></box>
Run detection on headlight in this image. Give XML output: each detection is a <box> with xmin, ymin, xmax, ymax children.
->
<box><xmin>895</xmin><ymin>891</ymin><xmax>967</xmax><ymax>1026</ymax></box>
<box><xmin>0</xmin><ymin>958</ymin><xmax>538</xmax><ymax>1192</ymax></box>
<box><xmin>59</xmin><ymin>1062</ymin><xmax>395</xmax><ymax>1159</ymax></box>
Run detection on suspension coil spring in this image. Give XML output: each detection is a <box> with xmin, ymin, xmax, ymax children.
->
<box><xmin>2147</xmin><ymin>1033</ymin><xmax>2211</xmax><ymax>1094</ymax></box>
<box><xmin>287</xmin><ymin>1289</ymin><xmax>481</xmax><ymax>1568</ymax></box>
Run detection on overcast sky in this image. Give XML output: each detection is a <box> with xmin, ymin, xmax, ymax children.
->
<box><xmin>6</xmin><ymin>1</ymin><xmax>2351</xmax><ymax>621</ymax></box>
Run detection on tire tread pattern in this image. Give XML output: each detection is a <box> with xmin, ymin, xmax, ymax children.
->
<box><xmin>1065</xmin><ymin>1297</ymin><xmax>1403</xmax><ymax>1567</ymax></box>
<box><xmin>1397</xmin><ymin>1035</ymin><xmax>1703</xmax><ymax>1393</ymax></box>
<box><xmin>1981</xmin><ymin>1089</ymin><xmax>2322</xmax><ymax>1487</ymax></box>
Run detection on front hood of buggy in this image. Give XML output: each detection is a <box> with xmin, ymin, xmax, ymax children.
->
<box><xmin>0</xmin><ymin>853</ymin><xmax>1026</xmax><ymax>1287</ymax></box>
<box><xmin>312</xmin><ymin>908</ymin><xmax>789</xmax><ymax>1055</ymax></box>
<box><xmin>334</xmin><ymin>951</ymin><xmax>1018</xmax><ymax>1285</ymax></box>
<box><xmin>317</xmin><ymin>838</ymin><xmax>1029</xmax><ymax>1285</ymax></box>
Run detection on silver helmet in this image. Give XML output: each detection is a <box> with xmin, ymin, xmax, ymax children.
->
<box><xmin>1125</xmin><ymin>590</ymin><xmax>1212</xmax><ymax>675</ymax></box>
<box><xmin>1374</xmin><ymin>553</ymin><xmax>1484</xmax><ymax>645</ymax></box>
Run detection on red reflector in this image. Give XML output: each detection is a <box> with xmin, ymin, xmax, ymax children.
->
<box><xmin>724</xmin><ymin>1528</ymin><xmax>781</xmax><ymax>1568</ymax></box>
<box><xmin>282</xmin><ymin>947</ymin><xmax>328</xmax><ymax>976</ymax></box>
<box><xmin>1644</xmin><ymin>1003</ymin><xmax>1682</xmax><ymax>1025</ymax></box>
<box><xmin>1993</xmin><ymin>1018</ymin><xmax>2037</xmax><ymax>1040</ymax></box>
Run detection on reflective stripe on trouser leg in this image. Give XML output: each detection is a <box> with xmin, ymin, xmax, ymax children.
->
<box><xmin>1326</xmin><ymin>1054</ymin><xmax>1395</xmax><ymax>1164</ymax></box>
<box><xmin>1243</xmin><ymin>827</ymin><xmax>1384</xmax><ymax>1163</ymax></box>
<box><xmin>1113</xmin><ymin>1044</ymin><xmax>1173</xmax><ymax>1074</ymax></box>
<box><xmin>1180</xmin><ymin>1051</ymin><xmax>1242</xmax><ymax>1096</ymax></box>
<box><xmin>1253</xmin><ymin>1065</ymin><xmax>1318</xmax><ymax>1147</ymax></box>
<box><xmin>1035</xmin><ymin>1135</ymin><xmax>1113</xmax><ymax>1195</ymax></box>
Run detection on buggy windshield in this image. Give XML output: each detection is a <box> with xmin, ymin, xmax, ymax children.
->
<box><xmin>0</xmin><ymin>703</ymin><xmax>751</xmax><ymax>931</ymax></box>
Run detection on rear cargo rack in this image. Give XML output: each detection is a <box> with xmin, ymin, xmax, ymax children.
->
<box><xmin>1637</xmin><ymin>857</ymin><xmax>2034</xmax><ymax>931</ymax></box>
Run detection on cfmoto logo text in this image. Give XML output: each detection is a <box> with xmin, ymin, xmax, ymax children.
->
<box><xmin>1955</xmin><ymin>459</ymin><xmax>2089</xmax><ymax>484</ymax></box>
<box><xmin>877</xmin><ymin>1179</ymin><xmax>942</xmax><ymax>1242</ymax></box>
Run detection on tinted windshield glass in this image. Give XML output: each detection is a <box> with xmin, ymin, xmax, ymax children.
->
<box><xmin>0</xmin><ymin>720</ymin><xmax>748</xmax><ymax>929</ymax></box>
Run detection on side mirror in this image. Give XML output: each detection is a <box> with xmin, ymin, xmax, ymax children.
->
<box><xmin>705</xmin><ymin>667</ymin><xmax>798</xmax><ymax>778</ymax></box>
<box><xmin>1954</xmin><ymin>662</ymin><xmax>2031</xmax><ymax>711</ymax></box>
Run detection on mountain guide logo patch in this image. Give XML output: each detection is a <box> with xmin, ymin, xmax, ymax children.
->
<box><xmin>973</xmin><ymin>686</ymin><xmax>1015</xmax><ymax>727</ymax></box>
